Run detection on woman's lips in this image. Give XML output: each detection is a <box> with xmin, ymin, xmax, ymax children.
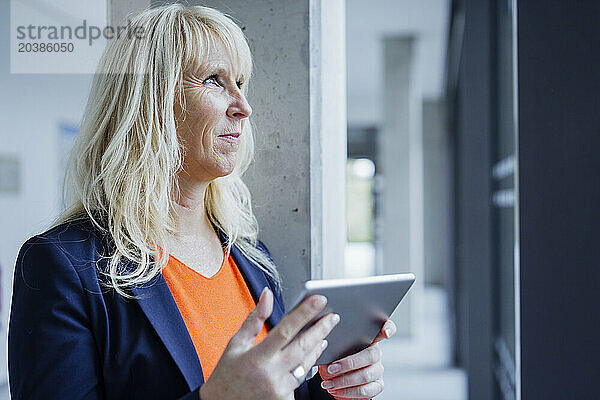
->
<box><xmin>218</xmin><ymin>132</ymin><xmax>241</xmax><ymax>143</ymax></box>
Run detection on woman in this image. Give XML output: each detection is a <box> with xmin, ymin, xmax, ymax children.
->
<box><xmin>8</xmin><ymin>4</ymin><xmax>396</xmax><ymax>399</ymax></box>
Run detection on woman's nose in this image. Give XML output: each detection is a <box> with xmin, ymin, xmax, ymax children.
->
<box><xmin>228</xmin><ymin>93</ymin><xmax>252</xmax><ymax>119</ymax></box>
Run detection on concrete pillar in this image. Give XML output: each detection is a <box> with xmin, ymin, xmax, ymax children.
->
<box><xmin>175</xmin><ymin>0</ymin><xmax>347</xmax><ymax>304</ymax></box>
<box><xmin>110</xmin><ymin>0</ymin><xmax>150</xmax><ymax>26</ymax></box>
<box><xmin>423</xmin><ymin>99</ymin><xmax>451</xmax><ymax>286</ymax></box>
<box><xmin>376</xmin><ymin>37</ymin><xmax>424</xmax><ymax>336</ymax></box>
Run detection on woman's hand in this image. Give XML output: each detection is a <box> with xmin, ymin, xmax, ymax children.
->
<box><xmin>317</xmin><ymin>320</ymin><xmax>397</xmax><ymax>399</ymax></box>
<box><xmin>200</xmin><ymin>288</ymin><xmax>340</xmax><ymax>400</ymax></box>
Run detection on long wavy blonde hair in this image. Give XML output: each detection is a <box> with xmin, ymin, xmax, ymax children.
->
<box><xmin>56</xmin><ymin>4</ymin><xmax>280</xmax><ymax>298</ymax></box>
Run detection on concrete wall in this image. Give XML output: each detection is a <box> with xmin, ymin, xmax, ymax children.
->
<box><xmin>182</xmin><ymin>0</ymin><xmax>313</xmax><ymax>305</ymax></box>
<box><xmin>110</xmin><ymin>0</ymin><xmax>150</xmax><ymax>25</ymax></box>
<box><xmin>171</xmin><ymin>0</ymin><xmax>347</xmax><ymax>303</ymax></box>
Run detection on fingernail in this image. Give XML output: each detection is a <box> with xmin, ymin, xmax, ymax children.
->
<box><xmin>328</xmin><ymin>363</ymin><xmax>341</xmax><ymax>374</ymax></box>
<box><xmin>321</xmin><ymin>380</ymin><xmax>334</xmax><ymax>390</ymax></box>
<box><xmin>331</xmin><ymin>313</ymin><xmax>340</xmax><ymax>325</ymax></box>
<box><xmin>312</xmin><ymin>295</ymin><xmax>327</xmax><ymax>309</ymax></box>
<box><xmin>260</xmin><ymin>287</ymin><xmax>270</xmax><ymax>300</ymax></box>
<box><xmin>384</xmin><ymin>326</ymin><xmax>392</xmax><ymax>337</ymax></box>
<box><xmin>321</xmin><ymin>339</ymin><xmax>328</xmax><ymax>350</ymax></box>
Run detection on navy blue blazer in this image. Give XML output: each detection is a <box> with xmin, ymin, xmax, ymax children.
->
<box><xmin>8</xmin><ymin>218</ymin><xmax>332</xmax><ymax>400</ymax></box>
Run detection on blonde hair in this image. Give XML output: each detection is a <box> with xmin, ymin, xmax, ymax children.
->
<box><xmin>56</xmin><ymin>4</ymin><xmax>280</xmax><ymax>297</ymax></box>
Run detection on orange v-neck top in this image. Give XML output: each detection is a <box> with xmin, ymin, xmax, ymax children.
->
<box><xmin>162</xmin><ymin>251</ymin><xmax>269</xmax><ymax>380</ymax></box>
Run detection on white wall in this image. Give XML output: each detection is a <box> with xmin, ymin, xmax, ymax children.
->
<box><xmin>0</xmin><ymin>3</ymin><xmax>93</xmax><ymax>385</ymax></box>
<box><xmin>314</xmin><ymin>0</ymin><xmax>347</xmax><ymax>279</ymax></box>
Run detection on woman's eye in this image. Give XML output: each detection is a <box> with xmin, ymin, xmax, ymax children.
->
<box><xmin>203</xmin><ymin>74</ymin><xmax>243</xmax><ymax>90</ymax></box>
<box><xmin>204</xmin><ymin>74</ymin><xmax>220</xmax><ymax>86</ymax></box>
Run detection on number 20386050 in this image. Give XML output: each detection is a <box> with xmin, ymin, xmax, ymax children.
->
<box><xmin>18</xmin><ymin>42</ymin><xmax>75</xmax><ymax>52</ymax></box>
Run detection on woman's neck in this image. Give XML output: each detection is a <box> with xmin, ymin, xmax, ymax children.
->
<box><xmin>171</xmin><ymin>179</ymin><xmax>214</xmax><ymax>240</ymax></box>
<box><xmin>167</xmin><ymin>178</ymin><xmax>225</xmax><ymax>276</ymax></box>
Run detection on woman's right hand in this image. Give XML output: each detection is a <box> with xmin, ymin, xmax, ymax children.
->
<box><xmin>199</xmin><ymin>287</ymin><xmax>339</xmax><ymax>400</ymax></box>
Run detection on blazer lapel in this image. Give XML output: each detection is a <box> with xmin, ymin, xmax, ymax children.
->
<box><xmin>215</xmin><ymin>229</ymin><xmax>285</xmax><ymax>329</ymax></box>
<box><xmin>129</xmin><ymin>267</ymin><xmax>205</xmax><ymax>390</ymax></box>
<box><xmin>229</xmin><ymin>244</ymin><xmax>285</xmax><ymax>329</ymax></box>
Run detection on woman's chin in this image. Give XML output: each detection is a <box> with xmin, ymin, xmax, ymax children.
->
<box><xmin>181</xmin><ymin>161</ymin><xmax>236</xmax><ymax>183</ymax></box>
<box><xmin>211</xmin><ymin>162</ymin><xmax>236</xmax><ymax>179</ymax></box>
<box><xmin>214</xmin><ymin>168</ymin><xmax>235</xmax><ymax>179</ymax></box>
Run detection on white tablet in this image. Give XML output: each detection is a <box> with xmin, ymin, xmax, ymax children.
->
<box><xmin>288</xmin><ymin>273</ymin><xmax>416</xmax><ymax>365</ymax></box>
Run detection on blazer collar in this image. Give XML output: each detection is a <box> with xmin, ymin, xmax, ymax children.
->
<box><xmin>129</xmin><ymin>231</ymin><xmax>284</xmax><ymax>391</ymax></box>
<box><xmin>215</xmin><ymin>228</ymin><xmax>285</xmax><ymax>328</ymax></box>
<box><xmin>130</xmin><ymin>271</ymin><xmax>205</xmax><ymax>390</ymax></box>
<box><xmin>228</xmin><ymin>240</ymin><xmax>285</xmax><ymax>329</ymax></box>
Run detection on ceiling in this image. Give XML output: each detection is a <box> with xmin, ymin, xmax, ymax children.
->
<box><xmin>346</xmin><ymin>0</ymin><xmax>450</xmax><ymax>127</ymax></box>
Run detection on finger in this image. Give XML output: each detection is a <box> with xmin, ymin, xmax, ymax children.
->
<box><xmin>318</xmin><ymin>364</ymin><xmax>329</xmax><ymax>380</ymax></box>
<box><xmin>280</xmin><ymin>312</ymin><xmax>340</xmax><ymax>369</ymax></box>
<box><xmin>305</xmin><ymin>338</ymin><xmax>330</xmax><ymax>371</ymax></box>
<box><xmin>228</xmin><ymin>287</ymin><xmax>273</xmax><ymax>351</ymax></box>
<box><xmin>259</xmin><ymin>294</ymin><xmax>328</xmax><ymax>354</ymax></box>
<box><xmin>371</xmin><ymin>320</ymin><xmax>397</xmax><ymax>344</ymax></box>
<box><xmin>326</xmin><ymin>378</ymin><xmax>384</xmax><ymax>399</ymax></box>
<box><xmin>320</xmin><ymin>362</ymin><xmax>383</xmax><ymax>391</ymax></box>
<box><xmin>283</xmin><ymin>337</ymin><xmax>330</xmax><ymax>390</ymax></box>
<box><xmin>319</xmin><ymin>344</ymin><xmax>382</xmax><ymax>379</ymax></box>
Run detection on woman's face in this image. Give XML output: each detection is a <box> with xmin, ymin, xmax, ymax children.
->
<box><xmin>175</xmin><ymin>40</ymin><xmax>252</xmax><ymax>183</ymax></box>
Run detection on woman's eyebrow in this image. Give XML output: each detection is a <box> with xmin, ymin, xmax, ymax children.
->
<box><xmin>204</xmin><ymin>65</ymin><xmax>230</xmax><ymax>76</ymax></box>
<box><xmin>205</xmin><ymin>65</ymin><xmax>242</xmax><ymax>81</ymax></box>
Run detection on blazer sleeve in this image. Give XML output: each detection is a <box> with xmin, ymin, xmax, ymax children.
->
<box><xmin>255</xmin><ymin>241</ymin><xmax>334</xmax><ymax>400</ymax></box>
<box><xmin>8</xmin><ymin>236</ymin><xmax>105</xmax><ymax>399</ymax></box>
<box><xmin>8</xmin><ymin>236</ymin><xmax>202</xmax><ymax>400</ymax></box>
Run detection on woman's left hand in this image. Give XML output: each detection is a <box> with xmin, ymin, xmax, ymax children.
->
<box><xmin>317</xmin><ymin>320</ymin><xmax>397</xmax><ymax>399</ymax></box>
